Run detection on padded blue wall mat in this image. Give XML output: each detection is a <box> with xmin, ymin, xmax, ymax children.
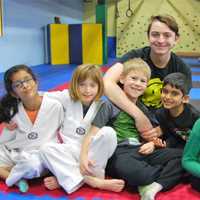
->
<box><xmin>192</xmin><ymin>75</ymin><xmax>200</xmax><ymax>81</ymax></box>
<box><xmin>190</xmin><ymin>88</ymin><xmax>200</xmax><ymax>100</ymax></box>
<box><xmin>182</xmin><ymin>58</ymin><xmax>200</xmax><ymax>66</ymax></box>
<box><xmin>192</xmin><ymin>68</ymin><xmax>200</xmax><ymax>72</ymax></box>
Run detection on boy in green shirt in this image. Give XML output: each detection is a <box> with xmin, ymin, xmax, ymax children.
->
<box><xmin>80</xmin><ymin>58</ymin><xmax>183</xmax><ymax>200</ymax></box>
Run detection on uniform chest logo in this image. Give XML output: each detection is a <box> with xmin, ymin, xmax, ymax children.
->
<box><xmin>27</xmin><ymin>132</ymin><xmax>38</xmax><ymax>140</ymax></box>
<box><xmin>76</xmin><ymin>127</ymin><xmax>86</xmax><ymax>135</ymax></box>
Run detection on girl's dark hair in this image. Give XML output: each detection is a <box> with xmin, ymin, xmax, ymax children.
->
<box><xmin>0</xmin><ymin>65</ymin><xmax>36</xmax><ymax>123</ymax></box>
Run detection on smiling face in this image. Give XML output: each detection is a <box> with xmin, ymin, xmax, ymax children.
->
<box><xmin>77</xmin><ymin>78</ymin><xmax>99</xmax><ymax>106</ymax></box>
<box><xmin>148</xmin><ymin>20</ymin><xmax>178</xmax><ymax>56</ymax></box>
<box><xmin>11</xmin><ymin>70</ymin><xmax>38</xmax><ymax>102</ymax></box>
<box><xmin>120</xmin><ymin>70</ymin><xmax>148</xmax><ymax>103</ymax></box>
<box><xmin>161</xmin><ymin>84</ymin><xmax>189</xmax><ymax>115</ymax></box>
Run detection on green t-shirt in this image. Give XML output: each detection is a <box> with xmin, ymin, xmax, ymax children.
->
<box><xmin>182</xmin><ymin>118</ymin><xmax>200</xmax><ymax>177</ymax></box>
<box><xmin>92</xmin><ymin>100</ymin><xmax>153</xmax><ymax>145</ymax></box>
<box><xmin>113</xmin><ymin>111</ymin><xmax>140</xmax><ymax>143</ymax></box>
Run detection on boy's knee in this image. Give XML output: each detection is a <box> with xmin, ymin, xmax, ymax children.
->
<box><xmin>121</xmin><ymin>169</ymin><xmax>155</xmax><ymax>186</ymax></box>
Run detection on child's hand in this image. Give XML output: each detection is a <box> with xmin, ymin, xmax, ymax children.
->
<box><xmin>140</xmin><ymin>128</ymin><xmax>158</xmax><ymax>141</ymax></box>
<box><xmin>141</xmin><ymin>126</ymin><xmax>162</xmax><ymax>141</ymax></box>
<box><xmin>181</xmin><ymin>135</ymin><xmax>188</xmax><ymax>141</ymax></box>
<box><xmin>4</xmin><ymin>121</ymin><xmax>18</xmax><ymax>131</ymax></box>
<box><xmin>139</xmin><ymin>142</ymin><xmax>155</xmax><ymax>155</ymax></box>
<box><xmin>80</xmin><ymin>156</ymin><xmax>95</xmax><ymax>176</ymax></box>
<box><xmin>152</xmin><ymin>137</ymin><xmax>166</xmax><ymax>148</ymax></box>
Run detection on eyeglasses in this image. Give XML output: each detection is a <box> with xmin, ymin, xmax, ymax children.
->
<box><xmin>12</xmin><ymin>78</ymin><xmax>34</xmax><ymax>89</ymax></box>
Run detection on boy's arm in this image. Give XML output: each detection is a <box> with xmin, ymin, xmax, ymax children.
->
<box><xmin>103</xmin><ymin>63</ymin><xmax>154</xmax><ymax>134</ymax></box>
<box><xmin>138</xmin><ymin>106</ymin><xmax>165</xmax><ymax>146</ymax></box>
<box><xmin>140</xmin><ymin>126</ymin><xmax>166</xmax><ymax>148</ymax></box>
<box><xmin>80</xmin><ymin>125</ymin><xmax>100</xmax><ymax>176</ymax></box>
<box><xmin>182</xmin><ymin>119</ymin><xmax>200</xmax><ymax>177</ymax></box>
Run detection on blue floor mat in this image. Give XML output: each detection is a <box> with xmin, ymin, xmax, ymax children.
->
<box><xmin>0</xmin><ymin>58</ymin><xmax>199</xmax><ymax>100</ymax></box>
<box><xmin>0</xmin><ymin>192</ymin><xmax>86</xmax><ymax>200</ymax></box>
<box><xmin>31</xmin><ymin>64</ymin><xmax>76</xmax><ymax>90</ymax></box>
<box><xmin>0</xmin><ymin>64</ymin><xmax>77</xmax><ymax>95</ymax></box>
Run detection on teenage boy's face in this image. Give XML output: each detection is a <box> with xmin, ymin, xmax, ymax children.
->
<box><xmin>161</xmin><ymin>84</ymin><xmax>187</xmax><ymax>109</ymax></box>
<box><xmin>148</xmin><ymin>20</ymin><xmax>178</xmax><ymax>56</ymax></box>
<box><xmin>120</xmin><ymin>70</ymin><xmax>148</xmax><ymax>102</ymax></box>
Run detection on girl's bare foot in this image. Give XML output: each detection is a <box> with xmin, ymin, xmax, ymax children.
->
<box><xmin>44</xmin><ymin>176</ymin><xmax>60</xmax><ymax>190</ymax></box>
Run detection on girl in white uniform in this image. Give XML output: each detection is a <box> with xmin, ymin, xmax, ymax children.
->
<box><xmin>0</xmin><ymin>65</ymin><xmax>64</xmax><ymax>192</ymax></box>
<box><xmin>40</xmin><ymin>64</ymin><xmax>125</xmax><ymax>193</ymax></box>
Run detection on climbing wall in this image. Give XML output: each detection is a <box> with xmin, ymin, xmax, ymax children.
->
<box><xmin>116</xmin><ymin>0</ymin><xmax>200</xmax><ymax>57</ymax></box>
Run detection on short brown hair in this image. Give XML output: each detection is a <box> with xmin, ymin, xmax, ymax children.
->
<box><xmin>122</xmin><ymin>58</ymin><xmax>151</xmax><ymax>81</ymax></box>
<box><xmin>69</xmin><ymin>64</ymin><xmax>104</xmax><ymax>101</ymax></box>
<box><xmin>147</xmin><ymin>14</ymin><xmax>179</xmax><ymax>37</ymax></box>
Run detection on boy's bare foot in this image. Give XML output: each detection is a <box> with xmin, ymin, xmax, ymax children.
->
<box><xmin>85</xmin><ymin>176</ymin><xmax>125</xmax><ymax>192</ymax></box>
<box><xmin>44</xmin><ymin>176</ymin><xmax>60</xmax><ymax>190</ymax></box>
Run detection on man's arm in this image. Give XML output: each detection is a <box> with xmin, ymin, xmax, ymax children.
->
<box><xmin>103</xmin><ymin>62</ymin><xmax>153</xmax><ymax>133</ymax></box>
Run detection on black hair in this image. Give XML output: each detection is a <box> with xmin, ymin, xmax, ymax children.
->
<box><xmin>0</xmin><ymin>65</ymin><xmax>36</xmax><ymax>123</ymax></box>
<box><xmin>163</xmin><ymin>72</ymin><xmax>190</xmax><ymax>95</ymax></box>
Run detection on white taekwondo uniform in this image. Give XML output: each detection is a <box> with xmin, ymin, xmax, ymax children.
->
<box><xmin>2</xmin><ymin>94</ymin><xmax>64</xmax><ymax>187</ymax></box>
<box><xmin>40</xmin><ymin>90</ymin><xmax>117</xmax><ymax>194</ymax></box>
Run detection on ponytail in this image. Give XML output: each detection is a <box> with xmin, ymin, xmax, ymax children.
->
<box><xmin>0</xmin><ymin>94</ymin><xmax>19</xmax><ymax>123</ymax></box>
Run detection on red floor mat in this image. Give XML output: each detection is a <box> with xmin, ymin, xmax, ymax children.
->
<box><xmin>1</xmin><ymin>180</ymin><xmax>200</xmax><ymax>200</ymax></box>
<box><xmin>1</xmin><ymin>81</ymin><xmax>200</xmax><ymax>199</ymax></box>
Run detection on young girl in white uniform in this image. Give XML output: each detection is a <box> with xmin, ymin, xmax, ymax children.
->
<box><xmin>40</xmin><ymin>64</ymin><xmax>125</xmax><ymax>193</ymax></box>
<box><xmin>0</xmin><ymin>65</ymin><xmax>64</xmax><ymax>192</ymax></box>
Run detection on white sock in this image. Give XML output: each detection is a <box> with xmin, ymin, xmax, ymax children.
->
<box><xmin>138</xmin><ymin>182</ymin><xmax>163</xmax><ymax>200</ymax></box>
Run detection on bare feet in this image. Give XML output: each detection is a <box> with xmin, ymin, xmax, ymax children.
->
<box><xmin>43</xmin><ymin>176</ymin><xmax>60</xmax><ymax>190</ymax></box>
<box><xmin>85</xmin><ymin>176</ymin><xmax>125</xmax><ymax>192</ymax></box>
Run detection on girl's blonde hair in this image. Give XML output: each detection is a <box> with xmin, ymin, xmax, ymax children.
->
<box><xmin>122</xmin><ymin>58</ymin><xmax>151</xmax><ymax>80</ymax></box>
<box><xmin>69</xmin><ymin>64</ymin><xmax>104</xmax><ymax>101</ymax></box>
